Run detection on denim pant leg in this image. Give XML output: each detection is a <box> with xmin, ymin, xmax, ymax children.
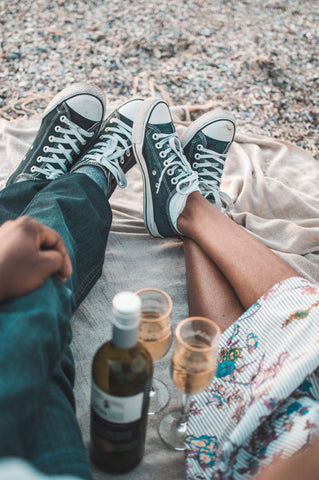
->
<box><xmin>0</xmin><ymin>180</ymin><xmax>47</xmax><ymax>222</ymax></box>
<box><xmin>0</xmin><ymin>277</ymin><xmax>74</xmax><ymax>456</ymax></box>
<box><xmin>29</xmin><ymin>346</ymin><xmax>92</xmax><ymax>480</ymax></box>
<box><xmin>0</xmin><ymin>174</ymin><xmax>111</xmax><ymax>477</ymax></box>
<box><xmin>17</xmin><ymin>173</ymin><xmax>112</xmax><ymax>308</ymax></box>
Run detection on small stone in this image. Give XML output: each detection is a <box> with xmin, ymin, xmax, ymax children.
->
<box><xmin>7</xmin><ymin>52</ymin><xmax>20</xmax><ymax>60</ymax></box>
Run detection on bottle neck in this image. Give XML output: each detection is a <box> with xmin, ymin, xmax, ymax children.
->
<box><xmin>112</xmin><ymin>324</ymin><xmax>139</xmax><ymax>349</ymax></box>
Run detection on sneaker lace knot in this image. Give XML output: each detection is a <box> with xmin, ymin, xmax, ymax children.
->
<box><xmin>193</xmin><ymin>145</ymin><xmax>233</xmax><ymax>211</ymax></box>
<box><xmin>81</xmin><ymin>117</ymin><xmax>132</xmax><ymax>188</ymax></box>
<box><xmin>155</xmin><ymin>133</ymin><xmax>198</xmax><ymax>195</ymax></box>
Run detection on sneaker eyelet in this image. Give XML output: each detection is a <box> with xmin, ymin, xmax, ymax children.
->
<box><xmin>155</xmin><ymin>142</ymin><xmax>161</xmax><ymax>149</ymax></box>
<box><xmin>126</xmin><ymin>150</ymin><xmax>131</xmax><ymax>157</ymax></box>
<box><xmin>163</xmin><ymin>159</ymin><xmax>169</xmax><ymax>166</ymax></box>
<box><xmin>43</xmin><ymin>146</ymin><xmax>49</xmax><ymax>153</ymax></box>
<box><xmin>194</xmin><ymin>153</ymin><xmax>201</xmax><ymax>160</ymax></box>
<box><xmin>171</xmin><ymin>178</ymin><xmax>178</xmax><ymax>185</ymax></box>
<box><xmin>159</xmin><ymin>151</ymin><xmax>167</xmax><ymax>158</ymax></box>
<box><xmin>31</xmin><ymin>166</ymin><xmax>36</xmax><ymax>172</ymax></box>
<box><xmin>152</xmin><ymin>170</ymin><xmax>157</xmax><ymax>176</ymax></box>
<box><xmin>60</xmin><ymin>115</ymin><xmax>66</xmax><ymax>122</ymax></box>
<box><xmin>167</xmin><ymin>169</ymin><xmax>174</xmax><ymax>176</ymax></box>
<box><xmin>152</xmin><ymin>133</ymin><xmax>159</xmax><ymax>141</ymax></box>
<box><xmin>193</xmin><ymin>162</ymin><xmax>198</xmax><ymax>169</ymax></box>
<box><xmin>120</xmin><ymin>158</ymin><xmax>125</xmax><ymax>165</ymax></box>
<box><xmin>197</xmin><ymin>144</ymin><xmax>203</xmax><ymax>151</ymax></box>
<box><xmin>155</xmin><ymin>182</ymin><xmax>159</xmax><ymax>188</ymax></box>
<box><xmin>49</xmin><ymin>136</ymin><xmax>54</xmax><ymax>142</ymax></box>
<box><xmin>37</xmin><ymin>156</ymin><xmax>42</xmax><ymax>163</ymax></box>
<box><xmin>55</xmin><ymin>126</ymin><xmax>61</xmax><ymax>132</ymax></box>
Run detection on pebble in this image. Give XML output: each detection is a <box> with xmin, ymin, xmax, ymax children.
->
<box><xmin>0</xmin><ymin>0</ymin><xmax>318</xmax><ymax>158</ymax></box>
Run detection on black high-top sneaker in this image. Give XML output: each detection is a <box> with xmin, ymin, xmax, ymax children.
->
<box><xmin>71</xmin><ymin>98</ymin><xmax>144</xmax><ymax>197</ymax></box>
<box><xmin>132</xmin><ymin>98</ymin><xmax>199</xmax><ymax>238</ymax></box>
<box><xmin>181</xmin><ymin>108</ymin><xmax>236</xmax><ymax>212</ymax></box>
<box><xmin>6</xmin><ymin>83</ymin><xmax>106</xmax><ymax>185</ymax></box>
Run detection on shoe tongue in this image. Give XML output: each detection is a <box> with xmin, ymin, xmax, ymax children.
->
<box><xmin>67</xmin><ymin>104</ymin><xmax>97</xmax><ymax>131</ymax></box>
<box><xmin>206</xmin><ymin>136</ymin><xmax>230</xmax><ymax>154</ymax></box>
<box><xmin>118</xmin><ymin>111</ymin><xmax>133</xmax><ymax>128</ymax></box>
<box><xmin>151</xmin><ymin>122</ymin><xmax>174</xmax><ymax>135</ymax></box>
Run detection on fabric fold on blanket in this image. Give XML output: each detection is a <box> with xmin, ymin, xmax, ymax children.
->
<box><xmin>2</xmin><ymin>108</ymin><xmax>319</xmax><ymax>287</ymax></box>
<box><xmin>223</xmin><ymin>132</ymin><xmax>319</xmax><ymax>283</ymax></box>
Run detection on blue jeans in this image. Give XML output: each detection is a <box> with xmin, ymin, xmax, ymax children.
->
<box><xmin>0</xmin><ymin>173</ymin><xmax>112</xmax><ymax>479</ymax></box>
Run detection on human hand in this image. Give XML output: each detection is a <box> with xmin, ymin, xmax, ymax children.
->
<box><xmin>0</xmin><ymin>216</ymin><xmax>72</xmax><ymax>302</ymax></box>
<box><xmin>256</xmin><ymin>437</ymin><xmax>319</xmax><ymax>480</ymax></box>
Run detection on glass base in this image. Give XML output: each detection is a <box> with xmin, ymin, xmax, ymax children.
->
<box><xmin>158</xmin><ymin>409</ymin><xmax>186</xmax><ymax>451</ymax></box>
<box><xmin>148</xmin><ymin>377</ymin><xmax>169</xmax><ymax>415</ymax></box>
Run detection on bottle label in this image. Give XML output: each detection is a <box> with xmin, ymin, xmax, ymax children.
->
<box><xmin>91</xmin><ymin>382</ymin><xmax>144</xmax><ymax>424</ymax></box>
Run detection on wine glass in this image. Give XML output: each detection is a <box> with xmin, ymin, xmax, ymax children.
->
<box><xmin>135</xmin><ymin>288</ymin><xmax>173</xmax><ymax>414</ymax></box>
<box><xmin>158</xmin><ymin>316</ymin><xmax>221</xmax><ymax>450</ymax></box>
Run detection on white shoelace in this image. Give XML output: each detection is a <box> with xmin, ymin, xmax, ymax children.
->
<box><xmin>193</xmin><ymin>145</ymin><xmax>233</xmax><ymax>211</ymax></box>
<box><xmin>81</xmin><ymin>117</ymin><xmax>132</xmax><ymax>188</ymax></box>
<box><xmin>154</xmin><ymin>133</ymin><xmax>198</xmax><ymax>195</ymax></box>
<box><xmin>32</xmin><ymin>116</ymin><xmax>94</xmax><ymax>179</ymax></box>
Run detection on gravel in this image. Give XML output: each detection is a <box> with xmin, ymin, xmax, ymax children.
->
<box><xmin>1</xmin><ymin>0</ymin><xmax>318</xmax><ymax>157</ymax></box>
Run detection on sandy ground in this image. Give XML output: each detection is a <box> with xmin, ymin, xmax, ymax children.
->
<box><xmin>1</xmin><ymin>0</ymin><xmax>318</xmax><ymax>157</ymax></box>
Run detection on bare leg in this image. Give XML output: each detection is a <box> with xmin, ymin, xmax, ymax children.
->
<box><xmin>178</xmin><ymin>192</ymin><xmax>302</xmax><ymax>311</ymax></box>
<box><xmin>184</xmin><ymin>237</ymin><xmax>245</xmax><ymax>332</ymax></box>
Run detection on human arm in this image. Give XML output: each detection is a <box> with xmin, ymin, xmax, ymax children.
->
<box><xmin>0</xmin><ymin>216</ymin><xmax>72</xmax><ymax>302</ymax></box>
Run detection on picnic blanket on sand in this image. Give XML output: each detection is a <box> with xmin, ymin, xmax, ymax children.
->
<box><xmin>0</xmin><ymin>105</ymin><xmax>319</xmax><ymax>480</ymax></box>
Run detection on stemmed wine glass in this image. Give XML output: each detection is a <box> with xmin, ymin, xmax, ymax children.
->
<box><xmin>158</xmin><ymin>316</ymin><xmax>221</xmax><ymax>450</ymax></box>
<box><xmin>135</xmin><ymin>288</ymin><xmax>173</xmax><ymax>414</ymax></box>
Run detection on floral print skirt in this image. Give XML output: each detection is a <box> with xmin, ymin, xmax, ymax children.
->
<box><xmin>185</xmin><ymin>276</ymin><xmax>319</xmax><ymax>480</ymax></box>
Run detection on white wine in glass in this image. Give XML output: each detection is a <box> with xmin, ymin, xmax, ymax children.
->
<box><xmin>135</xmin><ymin>288</ymin><xmax>173</xmax><ymax>414</ymax></box>
<box><xmin>140</xmin><ymin>310</ymin><xmax>172</xmax><ymax>361</ymax></box>
<box><xmin>159</xmin><ymin>316</ymin><xmax>221</xmax><ymax>450</ymax></box>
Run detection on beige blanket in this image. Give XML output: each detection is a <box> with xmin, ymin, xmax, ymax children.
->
<box><xmin>1</xmin><ymin>106</ymin><xmax>319</xmax><ymax>480</ymax></box>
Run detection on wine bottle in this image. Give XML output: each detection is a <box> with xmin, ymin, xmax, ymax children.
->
<box><xmin>90</xmin><ymin>291</ymin><xmax>153</xmax><ymax>473</ymax></box>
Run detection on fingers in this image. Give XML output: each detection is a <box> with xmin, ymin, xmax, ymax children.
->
<box><xmin>38</xmin><ymin>250</ymin><xmax>69</xmax><ymax>283</ymax></box>
<box><xmin>40</xmin><ymin>227</ymin><xmax>73</xmax><ymax>279</ymax></box>
<box><xmin>20</xmin><ymin>216</ymin><xmax>73</xmax><ymax>281</ymax></box>
<box><xmin>37</xmin><ymin>222</ymin><xmax>67</xmax><ymax>252</ymax></box>
<box><xmin>0</xmin><ymin>217</ymin><xmax>73</xmax><ymax>301</ymax></box>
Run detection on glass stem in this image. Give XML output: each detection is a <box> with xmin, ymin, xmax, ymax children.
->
<box><xmin>149</xmin><ymin>383</ymin><xmax>156</xmax><ymax>398</ymax></box>
<box><xmin>177</xmin><ymin>394</ymin><xmax>192</xmax><ymax>432</ymax></box>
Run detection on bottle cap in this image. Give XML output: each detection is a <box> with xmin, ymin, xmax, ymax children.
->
<box><xmin>112</xmin><ymin>291</ymin><xmax>141</xmax><ymax>330</ymax></box>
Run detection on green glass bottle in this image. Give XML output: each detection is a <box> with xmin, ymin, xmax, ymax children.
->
<box><xmin>90</xmin><ymin>291</ymin><xmax>153</xmax><ymax>473</ymax></box>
